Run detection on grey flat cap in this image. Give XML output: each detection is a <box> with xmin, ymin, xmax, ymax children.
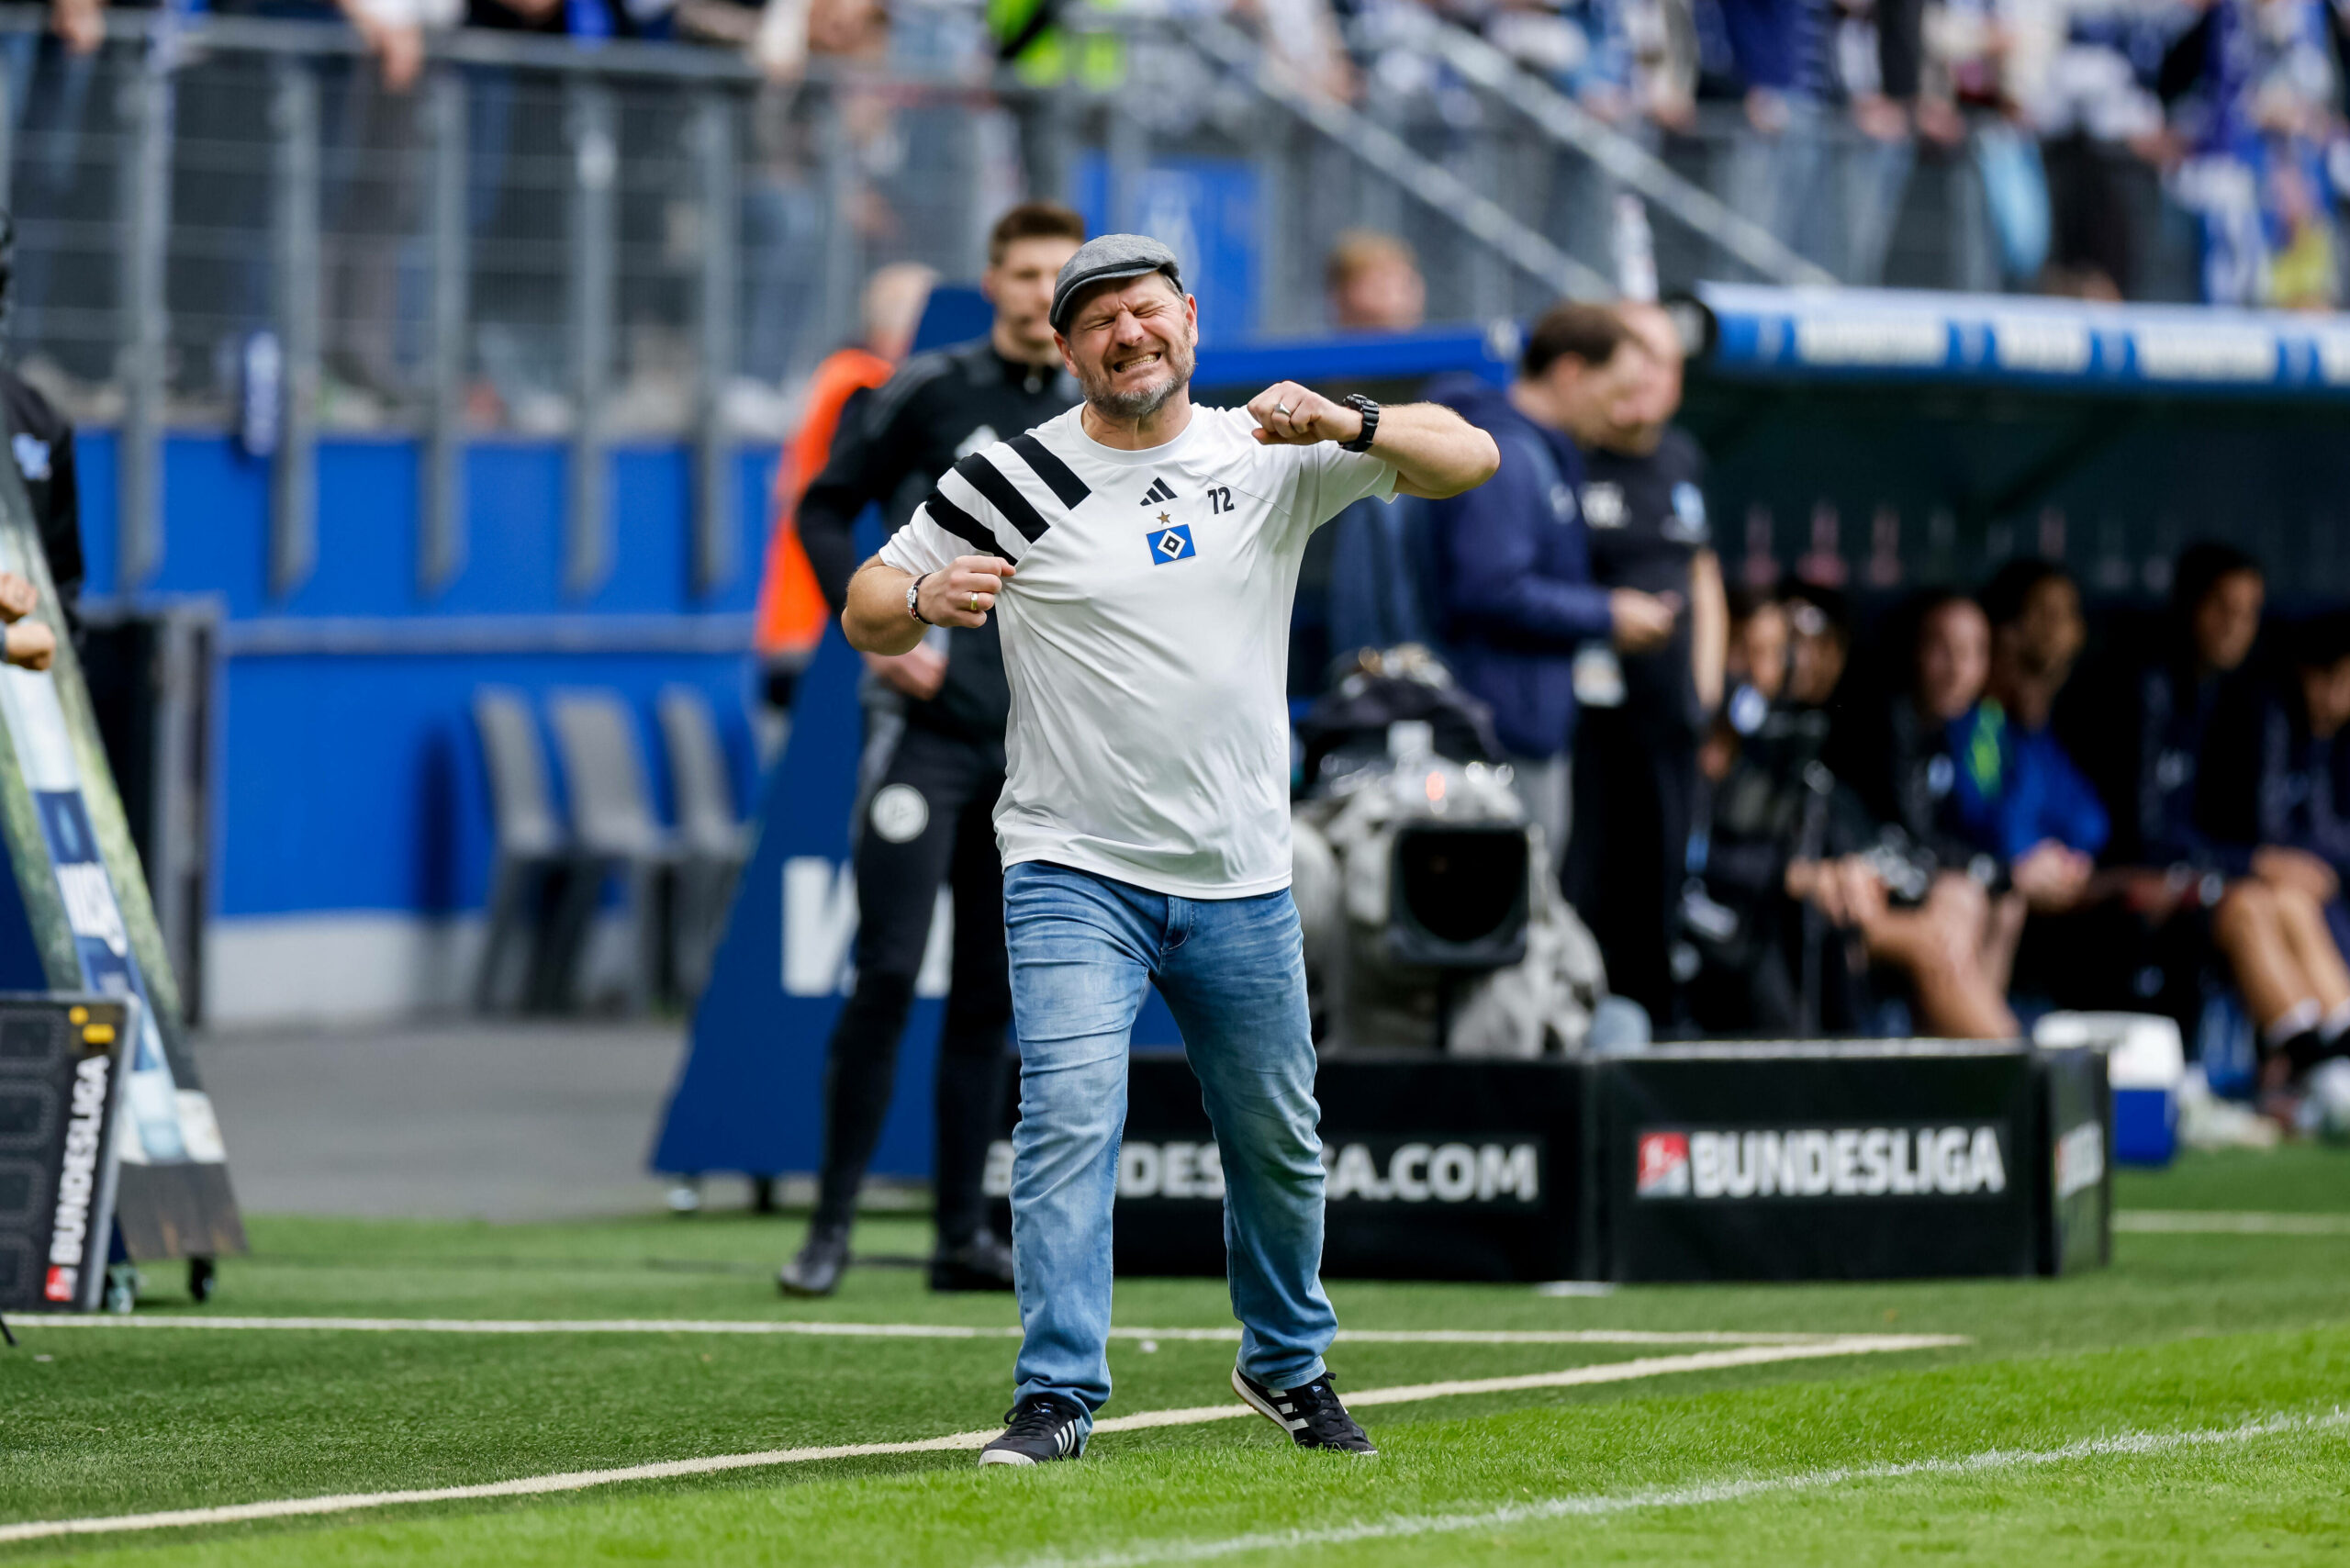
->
<box><xmin>1050</xmin><ymin>234</ymin><xmax>1183</xmax><ymax>334</ymax></box>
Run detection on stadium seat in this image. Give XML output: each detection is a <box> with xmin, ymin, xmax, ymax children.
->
<box><xmin>471</xmin><ymin>688</ymin><xmax>586</xmax><ymax>1014</ymax></box>
<box><xmin>546</xmin><ymin>691</ymin><xmax>680</xmax><ymax>1015</ymax></box>
<box><xmin>656</xmin><ymin>686</ymin><xmax>752</xmax><ymax>1002</ymax></box>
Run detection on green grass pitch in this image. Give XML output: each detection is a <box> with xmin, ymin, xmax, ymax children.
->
<box><xmin>3</xmin><ymin>1148</ymin><xmax>2348</xmax><ymax>1565</ymax></box>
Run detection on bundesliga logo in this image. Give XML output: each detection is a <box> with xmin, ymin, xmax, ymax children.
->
<box><xmin>45</xmin><ymin>1051</ymin><xmax>111</xmax><ymax>1304</ymax></box>
<box><xmin>1636</xmin><ymin>1132</ymin><xmax>1691</xmax><ymax>1197</ymax></box>
<box><xmin>1636</xmin><ymin>1124</ymin><xmax>2010</xmax><ymax>1201</ymax></box>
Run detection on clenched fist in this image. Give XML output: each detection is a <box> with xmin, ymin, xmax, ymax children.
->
<box><xmin>1246</xmin><ymin>382</ymin><xmax>1363</xmax><ymax>447</ymax></box>
<box><xmin>918</xmin><ymin>555</ymin><xmax>1016</xmax><ymax>629</ymax></box>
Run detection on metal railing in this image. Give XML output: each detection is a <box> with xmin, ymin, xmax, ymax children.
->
<box><xmin>1407</xmin><ymin>16</ymin><xmax>1836</xmax><ymax>290</ymax></box>
<box><xmin>0</xmin><ymin>6</ymin><xmax>2208</xmax><ymax>613</ymax></box>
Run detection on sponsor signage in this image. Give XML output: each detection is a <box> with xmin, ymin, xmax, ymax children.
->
<box><xmin>0</xmin><ymin>996</ymin><xmax>134</xmax><ymax>1313</ymax></box>
<box><xmin>978</xmin><ymin>1043</ymin><xmax>2107</xmax><ymax>1285</ymax></box>
<box><xmin>991</xmin><ymin>1051</ymin><xmax>1589</xmax><ymax>1282</ymax></box>
<box><xmin>1600</xmin><ymin>1042</ymin><xmax>2107</xmax><ymax>1282</ymax></box>
<box><xmin>987</xmin><ymin>1136</ymin><xmax>1544</xmax><ymax>1210</ymax></box>
<box><xmin>1633</xmin><ymin>1125</ymin><xmax>2010</xmax><ymax>1202</ymax></box>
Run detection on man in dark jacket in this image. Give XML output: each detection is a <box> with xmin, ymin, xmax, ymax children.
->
<box><xmin>1422</xmin><ymin>301</ymin><xmax>1675</xmax><ymax>879</ymax></box>
<box><xmin>779</xmin><ymin>203</ymin><xmax>1084</xmax><ymax>1297</ymax></box>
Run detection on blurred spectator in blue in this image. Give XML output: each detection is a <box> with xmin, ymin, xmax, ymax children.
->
<box><xmin>1476</xmin><ymin>0</ymin><xmax>1638</xmax><ymax>118</ymax></box>
<box><xmin>1695</xmin><ymin>0</ymin><xmax>1838</xmax><ymax>264</ymax></box>
<box><xmin>2159</xmin><ymin>0</ymin><xmax>2346</xmax><ymax>308</ymax></box>
<box><xmin>1422</xmin><ymin>301</ymin><xmax>1676</xmax><ymax>871</ymax></box>
<box><xmin>1946</xmin><ymin>559</ymin><xmax>2106</xmax><ymax>886</ymax></box>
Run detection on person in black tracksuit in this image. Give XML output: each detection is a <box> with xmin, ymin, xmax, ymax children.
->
<box><xmin>1569</xmin><ymin>423</ymin><xmax>1713</xmax><ymax>1026</ymax></box>
<box><xmin>778</xmin><ymin>205</ymin><xmax>1084</xmax><ymax>1296</ymax></box>
<box><xmin>1565</xmin><ymin>304</ymin><xmax>1721</xmax><ymax>1030</ymax></box>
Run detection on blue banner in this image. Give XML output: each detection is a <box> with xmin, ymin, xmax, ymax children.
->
<box><xmin>1697</xmin><ymin>282</ymin><xmax>2350</xmax><ymax>396</ymax></box>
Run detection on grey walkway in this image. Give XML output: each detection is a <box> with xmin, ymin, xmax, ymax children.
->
<box><xmin>195</xmin><ymin>1020</ymin><xmax>736</xmax><ymax>1221</ymax></box>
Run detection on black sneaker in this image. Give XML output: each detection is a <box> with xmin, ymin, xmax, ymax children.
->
<box><xmin>978</xmin><ymin>1393</ymin><xmax>1089</xmax><ymax>1466</ymax></box>
<box><xmin>1231</xmin><ymin>1367</ymin><xmax>1378</xmax><ymax>1455</ymax></box>
<box><xmin>777</xmin><ymin>1224</ymin><xmax>850</xmax><ymax>1298</ymax></box>
<box><xmin>930</xmin><ymin>1230</ymin><xmax>1016</xmax><ymax>1293</ymax></box>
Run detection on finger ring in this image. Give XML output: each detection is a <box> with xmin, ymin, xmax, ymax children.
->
<box><xmin>969</xmin><ymin>593</ymin><xmax>980</xmax><ymax>612</ymax></box>
<box><xmin>1274</xmin><ymin>402</ymin><xmax>1292</xmax><ymax>416</ymax></box>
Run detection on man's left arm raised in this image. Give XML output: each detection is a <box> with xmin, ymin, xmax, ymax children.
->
<box><xmin>1246</xmin><ymin>381</ymin><xmax>1499</xmax><ymax>499</ymax></box>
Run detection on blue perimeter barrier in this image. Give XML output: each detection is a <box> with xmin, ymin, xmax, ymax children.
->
<box><xmin>1695</xmin><ymin>282</ymin><xmax>2350</xmax><ymax>395</ymax></box>
<box><xmin>81</xmin><ymin>434</ymin><xmax>773</xmax><ymax>948</ymax></box>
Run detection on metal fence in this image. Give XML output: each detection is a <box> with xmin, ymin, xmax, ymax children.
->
<box><xmin>0</xmin><ymin>6</ymin><xmax>2209</xmax><ymax>606</ymax></box>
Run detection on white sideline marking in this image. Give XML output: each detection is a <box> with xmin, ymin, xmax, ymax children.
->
<box><xmin>1024</xmin><ymin>1407</ymin><xmax>2350</xmax><ymax>1568</ymax></box>
<box><xmin>2115</xmin><ymin>1209</ymin><xmax>2350</xmax><ymax>1237</ymax></box>
<box><xmin>0</xmin><ymin>1335</ymin><xmax>1957</xmax><ymax>1544</ymax></box>
<box><xmin>11</xmin><ymin>1316</ymin><xmax>1905</xmax><ymax>1349</ymax></box>
<box><xmin>1081</xmin><ymin>1338</ymin><xmax>1965</xmax><ymax>1436</ymax></box>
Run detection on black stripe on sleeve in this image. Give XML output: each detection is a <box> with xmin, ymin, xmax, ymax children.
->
<box><xmin>922</xmin><ymin>489</ymin><xmax>1005</xmax><ymax>557</ymax></box>
<box><xmin>954</xmin><ymin>453</ymin><xmax>1052</xmax><ymax>543</ymax></box>
<box><xmin>1008</xmin><ymin>433</ymin><xmax>1091</xmax><ymax>510</ymax></box>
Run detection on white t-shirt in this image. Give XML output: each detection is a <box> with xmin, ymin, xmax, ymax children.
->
<box><xmin>878</xmin><ymin>403</ymin><xmax>1397</xmax><ymax>897</ymax></box>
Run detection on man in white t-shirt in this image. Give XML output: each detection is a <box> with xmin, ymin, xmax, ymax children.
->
<box><xmin>842</xmin><ymin>235</ymin><xmax>1498</xmax><ymax>1467</ymax></box>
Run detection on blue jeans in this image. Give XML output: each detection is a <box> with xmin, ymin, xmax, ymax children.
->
<box><xmin>1002</xmin><ymin>861</ymin><xmax>1336</xmax><ymax>1428</ymax></box>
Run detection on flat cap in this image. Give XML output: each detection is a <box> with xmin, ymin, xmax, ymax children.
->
<box><xmin>1050</xmin><ymin>234</ymin><xmax>1183</xmax><ymax>335</ymax></box>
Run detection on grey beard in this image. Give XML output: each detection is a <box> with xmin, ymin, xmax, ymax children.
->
<box><xmin>1083</xmin><ymin>368</ymin><xmax>1187</xmax><ymax>421</ymax></box>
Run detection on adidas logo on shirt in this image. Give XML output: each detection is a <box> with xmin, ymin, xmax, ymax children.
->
<box><xmin>1139</xmin><ymin>476</ymin><xmax>1177</xmax><ymax>505</ymax></box>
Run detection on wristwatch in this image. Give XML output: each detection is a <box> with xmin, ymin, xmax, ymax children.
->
<box><xmin>1340</xmin><ymin>394</ymin><xmax>1381</xmax><ymax>454</ymax></box>
<box><xmin>907</xmin><ymin>573</ymin><xmax>934</xmax><ymax>624</ymax></box>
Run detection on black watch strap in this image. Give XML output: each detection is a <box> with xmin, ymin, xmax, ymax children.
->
<box><xmin>1340</xmin><ymin>394</ymin><xmax>1381</xmax><ymax>454</ymax></box>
